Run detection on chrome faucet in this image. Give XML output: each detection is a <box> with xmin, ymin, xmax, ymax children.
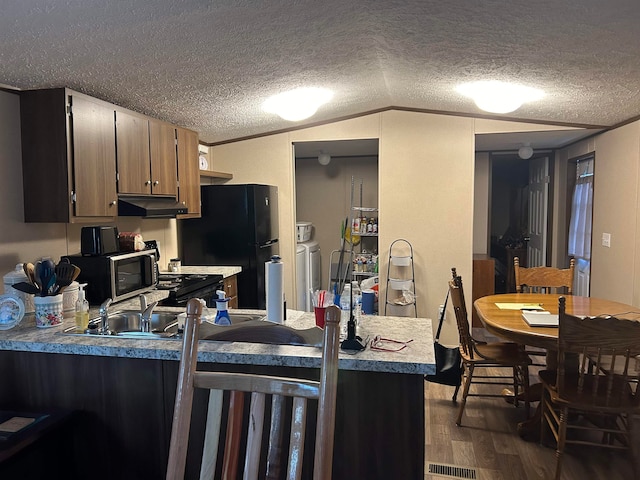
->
<box><xmin>140</xmin><ymin>301</ymin><xmax>158</xmax><ymax>333</ymax></box>
<box><xmin>99</xmin><ymin>298</ymin><xmax>113</xmax><ymax>334</ymax></box>
<box><xmin>139</xmin><ymin>293</ymin><xmax>148</xmax><ymax>313</ymax></box>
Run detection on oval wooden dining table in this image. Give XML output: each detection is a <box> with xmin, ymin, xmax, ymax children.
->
<box><xmin>474</xmin><ymin>293</ymin><xmax>640</xmax><ymax>441</ymax></box>
<box><xmin>473</xmin><ymin>293</ymin><xmax>639</xmax><ymax>351</ymax></box>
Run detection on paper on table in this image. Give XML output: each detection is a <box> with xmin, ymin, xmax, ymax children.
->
<box><xmin>495</xmin><ymin>302</ymin><xmax>545</xmax><ymax>310</ymax></box>
<box><xmin>522</xmin><ymin>311</ymin><xmax>559</xmax><ymax>327</ymax></box>
<box><xmin>0</xmin><ymin>416</ymin><xmax>35</xmax><ymax>433</ymax></box>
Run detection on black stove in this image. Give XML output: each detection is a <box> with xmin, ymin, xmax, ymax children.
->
<box><xmin>157</xmin><ymin>273</ymin><xmax>223</xmax><ymax>307</ymax></box>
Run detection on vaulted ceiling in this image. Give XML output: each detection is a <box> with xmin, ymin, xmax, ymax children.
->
<box><xmin>2</xmin><ymin>1</ymin><xmax>639</xmax><ymax>144</ymax></box>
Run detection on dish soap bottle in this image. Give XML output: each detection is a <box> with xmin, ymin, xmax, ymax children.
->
<box><xmin>75</xmin><ymin>283</ymin><xmax>89</xmax><ymax>332</ymax></box>
<box><xmin>214</xmin><ymin>290</ymin><xmax>231</xmax><ymax>326</ymax></box>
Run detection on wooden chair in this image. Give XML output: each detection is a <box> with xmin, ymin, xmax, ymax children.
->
<box><xmin>514</xmin><ymin>257</ymin><xmax>575</xmax><ymax>294</ymax></box>
<box><xmin>514</xmin><ymin>256</ymin><xmax>576</xmax><ymax>363</ymax></box>
<box><xmin>449</xmin><ymin>268</ymin><xmax>531</xmax><ymax>426</ymax></box>
<box><xmin>539</xmin><ymin>296</ymin><xmax>640</xmax><ymax>480</ymax></box>
<box><xmin>166</xmin><ymin>299</ymin><xmax>341</xmax><ymax>480</ymax></box>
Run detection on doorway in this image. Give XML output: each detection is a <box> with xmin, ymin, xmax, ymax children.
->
<box><xmin>293</xmin><ymin>139</ymin><xmax>379</xmax><ymax>309</ymax></box>
<box><xmin>489</xmin><ymin>153</ymin><xmax>530</xmax><ymax>293</ymax></box>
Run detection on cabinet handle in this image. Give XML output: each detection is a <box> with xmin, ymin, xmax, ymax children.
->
<box><xmin>145</xmin><ymin>180</ymin><xmax>151</xmax><ymax>186</ymax></box>
<box><xmin>110</xmin><ymin>200</ymin><xmax>117</xmax><ymax>206</ymax></box>
<box><xmin>153</xmin><ymin>180</ymin><xmax>159</xmax><ymax>186</ymax></box>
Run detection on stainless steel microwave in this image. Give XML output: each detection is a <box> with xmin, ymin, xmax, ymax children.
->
<box><xmin>62</xmin><ymin>250</ymin><xmax>157</xmax><ymax>304</ymax></box>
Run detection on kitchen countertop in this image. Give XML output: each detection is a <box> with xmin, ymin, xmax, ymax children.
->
<box><xmin>159</xmin><ymin>265</ymin><xmax>241</xmax><ymax>277</ymax></box>
<box><xmin>0</xmin><ymin>289</ymin><xmax>435</xmax><ymax>376</ymax></box>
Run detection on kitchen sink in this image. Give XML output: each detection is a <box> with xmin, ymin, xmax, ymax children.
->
<box><xmin>61</xmin><ymin>310</ymin><xmax>268</xmax><ymax>340</ymax></box>
<box><xmin>61</xmin><ymin>310</ymin><xmax>321</xmax><ymax>346</ymax></box>
<box><xmin>62</xmin><ymin>310</ymin><xmax>181</xmax><ymax>339</ymax></box>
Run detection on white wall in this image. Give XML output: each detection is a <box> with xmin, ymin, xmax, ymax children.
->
<box><xmin>589</xmin><ymin>122</ymin><xmax>640</xmax><ymax>304</ymax></box>
<box><xmin>211</xmin><ymin>111</ymin><xmax>476</xmax><ymax>345</ymax></box>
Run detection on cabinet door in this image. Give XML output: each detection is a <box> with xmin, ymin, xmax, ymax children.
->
<box><xmin>115</xmin><ymin>111</ymin><xmax>151</xmax><ymax>195</ymax></box>
<box><xmin>224</xmin><ymin>275</ymin><xmax>239</xmax><ymax>309</ymax></box>
<box><xmin>70</xmin><ymin>95</ymin><xmax>118</xmax><ymax>217</ymax></box>
<box><xmin>176</xmin><ymin>127</ymin><xmax>201</xmax><ymax>217</ymax></box>
<box><xmin>149</xmin><ymin>120</ymin><xmax>178</xmax><ymax>196</ymax></box>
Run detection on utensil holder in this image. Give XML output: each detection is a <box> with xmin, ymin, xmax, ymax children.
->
<box><xmin>34</xmin><ymin>295</ymin><xmax>64</xmax><ymax>328</ymax></box>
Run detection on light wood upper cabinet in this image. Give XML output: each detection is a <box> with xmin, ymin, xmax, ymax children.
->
<box><xmin>149</xmin><ymin>120</ymin><xmax>178</xmax><ymax>196</ymax></box>
<box><xmin>176</xmin><ymin>127</ymin><xmax>201</xmax><ymax>217</ymax></box>
<box><xmin>20</xmin><ymin>88</ymin><xmax>118</xmax><ymax>222</ymax></box>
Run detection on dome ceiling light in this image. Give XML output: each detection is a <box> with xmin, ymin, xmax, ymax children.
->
<box><xmin>456</xmin><ymin>81</ymin><xmax>544</xmax><ymax>114</ymax></box>
<box><xmin>262</xmin><ymin>87</ymin><xmax>333</xmax><ymax>121</ymax></box>
<box><xmin>518</xmin><ymin>142</ymin><xmax>534</xmax><ymax>159</ymax></box>
<box><xmin>318</xmin><ymin>151</ymin><xmax>331</xmax><ymax>166</ymax></box>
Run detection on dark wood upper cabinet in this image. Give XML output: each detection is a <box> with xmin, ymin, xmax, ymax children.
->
<box><xmin>149</xmin><ymin>120</ymin><xmax>178</xmax><ymax>196</ymax></box>
<box><xmin>176</xmin><ymin>127</ymin><xmax>201</xmax><ymax>217</ymax></box>
<box><xmin>21</xmin><ymin>88</ymin><xmax>118</xmax><ymax>222</ymax></box>
<box><xmin>115</xmin><ymin>110</ymin><xmax>151</xmax><ymax>195</ymax></box>
<box><xmin>21</xmin><ymin>88</ymin><xmax>200</xmax><ymax>222</ymax></box>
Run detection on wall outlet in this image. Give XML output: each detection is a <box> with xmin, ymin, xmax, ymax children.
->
<box><xmin>602</xmin><ymin>232</ymin><xmax>611</xmax><ymax>248</ymax></box>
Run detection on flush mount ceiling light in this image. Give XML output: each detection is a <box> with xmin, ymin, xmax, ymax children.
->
<box><xmin>456</xmin><ymin>80</ymin><xmax>544</xmax><ymax>114</ymax></box>
<box><xmin>318</xmin><ymin>151</ymin><xmax>331</xmax><ymax>166</ymax></box>
<box><xmin>262</xmin><ymin>87</ymin><xmax>333</xmax><ymax>121</ymax></box>
<box><xmin>518</xmin><ymin>142</ymin><xmax>534</xmax><ymax>159</ymax></box>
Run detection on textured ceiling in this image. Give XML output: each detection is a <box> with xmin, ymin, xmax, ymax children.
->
<box><xmin>2</xmin><ymin>0</ymin><xmax>639</xmax><ymax>144</ymax></box>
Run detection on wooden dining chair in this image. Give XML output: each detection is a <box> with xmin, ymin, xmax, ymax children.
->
<box><xmin>514</xmin><ymin>257</ymin><xmax>575</xmax><ymax>294</ymax></box>
<box><xmin>166</xmin><ymin>299</ymin><xmax>341</xmax><ymax>480</ymax></box>
<box><xmin>539</xmin><ymin>296</ymin><xmax>640</xmax><ymax>480</ymax></box>
<box><xmin>449</xmin><ymin>268</ymin><xmax>531</xmax><ymax>426</ymax></box>
<box><xmin>514</xmin><ymin>257</ymin><xmax>576</xmax><ymax>363</ymax></box>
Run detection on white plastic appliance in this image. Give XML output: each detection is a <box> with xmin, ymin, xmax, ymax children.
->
<box><xmin>296</xmin><ymin>241</ymin><xmax>321</xmax><ymax>311</ymax></box>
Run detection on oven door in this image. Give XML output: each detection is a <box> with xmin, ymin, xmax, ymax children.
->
<box><xmin>158</xmin><ymin>280</ymin><xmax>222</xmax><ymax>307</ymax></box>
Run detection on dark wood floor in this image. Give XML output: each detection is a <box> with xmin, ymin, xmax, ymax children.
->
<box><xmin>424</xmin><ymin>382</ymin><xmax>636</xmax><ymax>479</ymax></box>
<box><xmin>424</xmin><ymin>338</ymin><xmax>637</xmax><ymax>479</ymax></box>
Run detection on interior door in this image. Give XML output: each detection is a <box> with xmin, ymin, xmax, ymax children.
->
<box><xmin>527</xmin><ymin>157</ymin><xmax>549</xmax><ymax>267</ymax></box>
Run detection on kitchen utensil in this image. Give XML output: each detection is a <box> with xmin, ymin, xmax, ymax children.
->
<box><xmin>54</xmin><ymin>262</ymin><xmax>80</xmax><ymax>294</ymax></box>
<box><xmin>11</xmin><ymin>282</ymin><xmax>40</xmax><ymax>295</ymax></box>
<box><xmin>23</xmin><ymin>262</ymin><xmax>36</xmax><ymax>287</ymax></box>
<box><xmin>36</xmin><ymin>258</ymin><xmax>56</xmax><ymax>296</ymax></box>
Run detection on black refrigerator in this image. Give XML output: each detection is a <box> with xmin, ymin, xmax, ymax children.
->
<box><xmin>178</xmin><ymin>184</ymin><xmax>279</xmax><ymax>309</ymax></box>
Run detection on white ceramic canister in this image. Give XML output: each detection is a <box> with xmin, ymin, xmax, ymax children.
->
<box><xmin>62</xmin><ymin>281</ymin><xmax>80</xmax><ymax>314</ymax></box>
<box><xmin>3</xmin><ymin>263</ymin><xmax>35</xmax><ymax>314</ymax></box>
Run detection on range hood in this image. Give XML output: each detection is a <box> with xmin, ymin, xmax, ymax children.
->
<box><xmin>118</xmin><ymin>196</ymin><xmax>188</xmax><ymax>218</ymax></box>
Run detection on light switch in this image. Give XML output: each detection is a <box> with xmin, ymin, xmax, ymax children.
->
<box><xmin>602</xmin><ymin>233</ymin><xmax>611</xmax><ymax>248</ymax></box>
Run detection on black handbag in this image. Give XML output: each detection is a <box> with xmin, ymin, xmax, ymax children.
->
<box><xmin>425</xmin><ymin>290</ymin><xmax>463</xmax><ymax>393</ymax></box>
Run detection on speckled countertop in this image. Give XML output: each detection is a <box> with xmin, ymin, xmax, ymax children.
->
<box><xmin>0</xmin><ymin>288</ymin><xmax>435</xmax><ymax>376</ymax></box>
<box><xmin>159</xmin><ymin>265</ymin><xmax>242</xmax><ymax>277</ymax></box>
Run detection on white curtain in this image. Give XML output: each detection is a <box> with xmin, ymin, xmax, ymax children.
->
<box><xmin>568</xmin><ymin>173</ymin><xmax>593</xmax><ymax>259</ymax></box>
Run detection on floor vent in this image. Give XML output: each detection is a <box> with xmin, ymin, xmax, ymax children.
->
<box><xmin>428</xmin><ymin>462</ymin><xmax>477</xmax><ymax>479</ymax></box>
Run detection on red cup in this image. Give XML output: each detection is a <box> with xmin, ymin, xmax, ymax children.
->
<box><xmin>314</xmin><ymin>307</ymin><xmax>326</xmax><ymax>328</ymax></box>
